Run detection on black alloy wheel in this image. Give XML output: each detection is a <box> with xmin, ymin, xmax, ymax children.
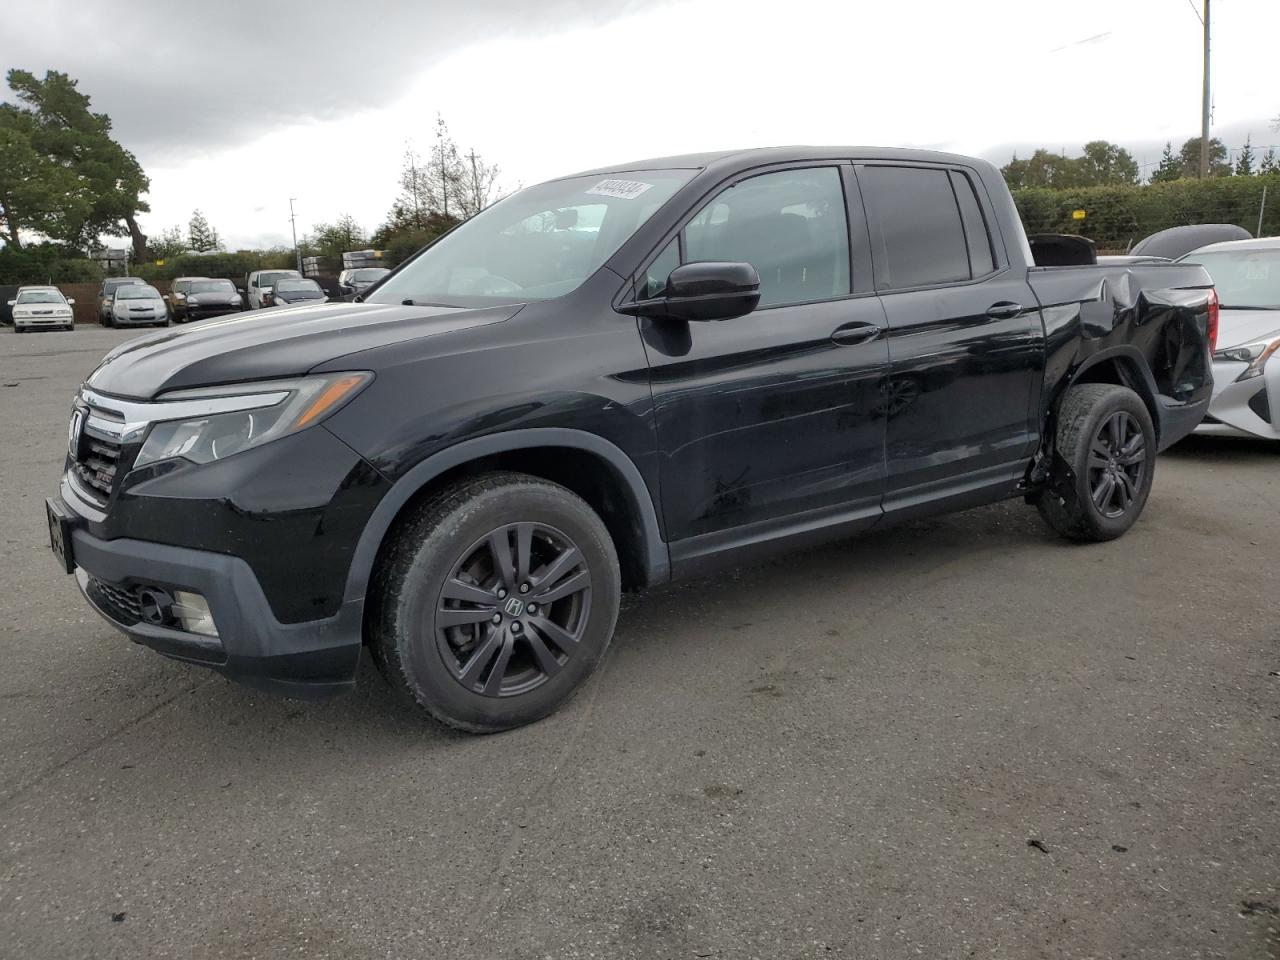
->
<box><xmin>370</xmin><ymin>472</ymin><xmax>621</xmax><ymax>732</ymax></box>
<box><xmin>436</xmin><ymin>521</ymin><xmax>592</xmax><ymax>698</ymax></box>
<box><xmin>1086</xmin><ymin>410</ymin><xmax>1147</xmax><ymax>519</ymax></box>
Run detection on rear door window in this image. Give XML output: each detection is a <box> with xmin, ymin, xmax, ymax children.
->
<box><xmin>860</xmin><ymin>165</ymin><xmax>970</xmax><ymax>290</ymax></box>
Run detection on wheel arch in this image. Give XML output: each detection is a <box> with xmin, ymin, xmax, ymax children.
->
<box><xmin>1060</xmin><ymin>347</ymin><xmax>1162</xmax><ymax>444</ymax></box>
<box><xmin>343</xmin><ymin>429</ymin><xmax>670</xmax><ymax>612</ymax></box>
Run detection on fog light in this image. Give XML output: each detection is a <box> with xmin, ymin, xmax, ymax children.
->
<box><xmin>172</xmin><ymin>590</ymin><xmax>218</xmax><ymax>637</ymax></box>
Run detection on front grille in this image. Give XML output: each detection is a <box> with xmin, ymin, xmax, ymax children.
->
<box><xmin>72</xmin><ymin>434</ymin><xmax>122</xmax><ymax>498</ymax></box>
<box><xmin>86</xmin><ymin>577</ymin><xmax>142</xmax><ymax>625</ymax></box>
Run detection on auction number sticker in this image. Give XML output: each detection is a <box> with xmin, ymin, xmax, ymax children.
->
<box><xmin>585</xmin><ymin>179</ymin><xmax>654</xmax><ymax>200</ymax></box>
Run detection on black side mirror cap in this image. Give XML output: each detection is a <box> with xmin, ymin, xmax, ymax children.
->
<box><xmin>619</xmin><ymin>261</ymin><xmax>761</xmax><ymax>322</ymax></box>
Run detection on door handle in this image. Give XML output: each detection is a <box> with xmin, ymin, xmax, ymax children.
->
<box><xmin>986</xmin><ymin>301</ymin><xmax>1024</xmax><ymax>320</ymax></box>
<box><xmin>830</xmin><ymin>322</ymin><xmax>881</xmax><ymax>346</ymax></box>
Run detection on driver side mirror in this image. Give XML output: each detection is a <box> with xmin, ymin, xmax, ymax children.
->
<box><xmin>67</xmin><ymin>298</ymin><xmax>75</xmax><ymax>305</ymax></box>
<box><xmin>5</xmin><ymin>300</ymin><xmax>14</xmax><ymax>307</ymax></box>
<box><xmin>620</xmin><ymin>261</ymin><xmax>761</xmax><ymax>322</ymax></box>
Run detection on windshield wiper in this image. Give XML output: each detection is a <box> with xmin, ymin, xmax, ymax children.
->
<box><xmin>1218</xmin><ymin>304</ymin><xmax>1280</xmax><ymax>311</ymax></box>
<box><xmin>401</xmin><ymin>298</ymin><xmax>463</xmax><ymax>308</ymax></box>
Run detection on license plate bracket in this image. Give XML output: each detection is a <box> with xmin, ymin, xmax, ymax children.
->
<box><xmin>46</xmin><ymin>498</ymin><xmax>75</xmax><ymax>574</ymax></box>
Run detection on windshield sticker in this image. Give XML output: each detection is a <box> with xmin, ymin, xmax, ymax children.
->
<box><xmin>585</xmin><ymin>178</ymin><xmax>654</xmax><ymax>200</ymax></box>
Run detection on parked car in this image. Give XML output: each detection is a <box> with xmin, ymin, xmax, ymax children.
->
<box><xmin>106</xmin><ymin>284</ymin><xmax>169</xmax><ymax>328</ymax></box>
<box><xmin>173</xmin><ymin>278</ymin><xmax>243</xmax><ymax>322</ymax></box>
<box><xmin>244</xmin><ymin>269</ymin><xmax>302</xmax><ymax>309</ymax></box>
<box><xmin>96</xmin><ymin>277</ymin><xmax>145</xmax><ymax>324</ymax></box>
<box><xmin>338</xmin><ymin>267</ymin><xmax>390</xmax><ymax>296</ymax></box>
<box><xmin>269</xmin><ymin>277</ymin><xmax>327</xmax><ymax>306</ymax></box>
<box><xmin>1131</xmin><ymin>223</ymin><xmax>1252</xmax><ymax>260</ymax></box>
<box><xmin>47</xmin><ymin>146</ymin><xmax>1215</xmax><ymax>733</ymax></box>
<box><xmin>163</xmin><ymin>276</ymin><xmax>206</xmax><ymax>322</ymax></box>
<box><xmin>9</xmin><ymin>285</ymin><xmax>75</xmax><ymax>332</ymax></box>
<box><xmin>1181</xmin><ymin>236</ymin><xmax>1280</xmax><ymax>440</ymax></box>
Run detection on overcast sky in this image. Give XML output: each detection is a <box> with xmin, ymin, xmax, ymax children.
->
<box><xmin>3</xmin><ymin>0</ymin><xmax>1277</xmax><ymax>250</ymax></box>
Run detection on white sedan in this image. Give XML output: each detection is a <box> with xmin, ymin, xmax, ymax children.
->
<box><xmin>1182</xmin><ymin>237</ymin><xmax>1280</xmax><ymax>440</ymax></box>
<box><xmin>9</xmin><ymin>286</ymin><xmax>75</xmax><ymax>332</ymax></box>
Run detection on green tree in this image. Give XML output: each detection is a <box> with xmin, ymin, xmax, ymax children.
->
<box><xmin>305</xmin><ymin>214</ymin><xmax>366</xmax><ymax>264</ymax></box>
<box><xmin>1234</xmin><ymin>137</ymin><xmax>1256</xmax><ymax>176</ymax></box>
<box><xmin>187</xmin><ymin>209</ymin><xmax>221</xmax><ymax>252</ymax></box>
<box><xmin>147</xmin><ymin>225</ymin><xmax>186</xmax><ymax>260</ymax></box>
<box><xmin>1078</xmin><ymin>140</ymin><xmax>1139</xmax><ymax>185</ymax></box>
<box><xmin>1261</xmin><ymin>147</ymin><xmax>1280</xmax><ymax>175</ymax></box>
<box><xmin>3</xmin><ymin>69</ymin><xmax>151</xmax><ymax>257</ymax></box>
<box><xmin>1178</xmin><ymin>137</ymin><xmax>1231</xmax><ymax>178</ymax></box>
<box><xmin>0</xmin><ymin>106</ymin><xmax>80</xmax><ymax>248</ymax></box>
<box><xmin>1151</xmin><ymin>142</ymin><xmax>1183</xmax><ymax>183</ymax></box>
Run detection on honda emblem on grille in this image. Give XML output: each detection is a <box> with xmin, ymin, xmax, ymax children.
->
<box><xmin>67</xmin><ymin>408</ymin><xmax>84</xmax><ymax>456</ymax></box>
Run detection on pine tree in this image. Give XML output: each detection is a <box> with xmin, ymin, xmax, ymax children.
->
<box><xmin>187</xmin><ymin>209</ymin><xmax>221</xmax><ymax>252</ymax></box>
<box><xmin>1151</xmin><ymin>142</ymin><xmax>1182</xmax><ymax>183</ymax></box>
<box><xmin>1261</xmin><ymin>147</ymin><xmax>1280</xmax><ymax>175</ymax></box>
<box><xmin>1235</xmin><ymin>136</ymin><xmax>1256</xmax><ymax>176</ymax></box>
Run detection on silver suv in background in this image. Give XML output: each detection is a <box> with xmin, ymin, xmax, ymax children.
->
<box><xmin>338</xmin><ymin>267</ymin><xmax>390</xmax><ymax>296</ymax></box>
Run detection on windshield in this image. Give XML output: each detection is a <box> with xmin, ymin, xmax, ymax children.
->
<box><xmin>276</xmin><ymin>279</ymin><xmax>321</xmax><ymax>295</ymax></box>
<box><xmin>1182</xmin><ymin>249</ymin><xmax>1280</xmax><ymax>309</ymax></box>
<box><xmin>190</xmin><ymin>280</ymin><xmax>234</xmax><ymax>294</ymax></box>
<box><xmin>104</xmin><ymin>278</ymin><xmax>142</xmax><ymax>293</ymax></box>
<box><xmin>117</xmin><ymin>285</ymin><xmax>161</xmax><ymax>300</ymax></box>
<box><xmin>16</xmin><ymin>290</ymin><xmax>64</xmax><ymax>304</ymax></box>
<box><xmin>352</xmin><ymin>268</ymin><xmax>389</xmax><ymax>282</ymax></box>
<box><xmin>259</xmin><ymin>272</ymin><xmax>299</xmax><ymax>287</ymax></box>
<box><xmin>368</xmin><ymin>170</ymin><xmax>693</xmax><ymax>307</ymax></box>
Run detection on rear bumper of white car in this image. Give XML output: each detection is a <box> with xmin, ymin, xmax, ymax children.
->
<box><xmin>1195</xmin><ymin>358</ymin><xmax>1280</xmax><ymax>440</ymax></box>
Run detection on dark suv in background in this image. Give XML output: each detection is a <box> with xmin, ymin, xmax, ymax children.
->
<box><xmin>47</xmin><ymin>147</ymin><xmax>1214</xmax><ymax>732</ymax></box>
<box><xmin>171</xmin><ymin>278</ymin><xmax>244</xmax><ymax>322</ymax></box>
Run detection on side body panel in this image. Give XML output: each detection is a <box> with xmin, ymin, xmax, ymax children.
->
<box><xmin>1027</xmin><ymin>263</ymin><xmax>1214</xmax><ymax>448</ymax></box>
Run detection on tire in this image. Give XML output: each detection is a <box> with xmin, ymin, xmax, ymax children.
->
<box><xmin>1036</xmin><ymin>383</ymin><xmax>1155</xmax><ymax>542</ymax></box>
<box><xmin>369</xmin><ymin>472</ymin><xmax>621</xmax><ymax>732</ymax></box>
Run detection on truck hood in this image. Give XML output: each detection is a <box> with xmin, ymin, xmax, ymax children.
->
<box><xmin>86</xmin><ymin>300</ymin><xmax>521</xmax><ymax>399</ymax></box>
<box><xmin>1216</xmin><ymin>308</ymin><xmax>1280</xmax><ymax>350</ymax></box>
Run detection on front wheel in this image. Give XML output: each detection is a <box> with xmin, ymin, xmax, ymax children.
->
<box><xmin>1036</xmin><ymin>383</ymin><xmax>1155</xmax><ymax>542</ymax></box>
<box><xmin>369</xmin><ymin>472</ymin><xmax>621</xmax><ymax>732</ymax></box>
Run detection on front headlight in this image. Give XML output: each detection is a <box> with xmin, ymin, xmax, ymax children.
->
<box><xmin>1214</xmin><ymin>333</ymin><xmax>1280</xmax><ymax>382</ymax></box>
<box><xmin>133</xmin><ymin>372</ymin><xmax>372</xmax><ymax>467</ymax></box>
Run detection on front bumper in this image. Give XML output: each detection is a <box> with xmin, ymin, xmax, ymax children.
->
<box><xmin>64</xmin><ymin>508</ymin><xmax>363</xmax><ymax>697</ymax></box>
<box><xmin>182</xmin><ymin>303</ymin><xmax>242</xmax><ymax>322</ymax></box>
<box><xmin>15</xmin><ymin>314</ymin><xmax>72</xmax><ymax>329</ymax></box>
<box><xmin>1193</xmin><ymin>358</ymin><xmax>1280</xmax><ymax>441</ymax></box>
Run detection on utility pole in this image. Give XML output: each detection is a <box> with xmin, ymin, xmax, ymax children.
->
<box><xmin>1199</xmin><ymin>0</ymin><xmax>1211</xmax><ymax>178</ymax></box>
<box><xmin>288</xmin><ymin>197</ymin><xmax>302</xmax><ymax>273</ymax></box>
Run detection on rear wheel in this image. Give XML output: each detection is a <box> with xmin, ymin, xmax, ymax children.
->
<box><xmin>1036</xmin><ymin>383</ymin><xmax>1155</xmax><ymax>542</ymax></box>
<box><xmin>370</xmin><ymin>472</ymin><xmax>621</xmax><ymax>732</ymax></box>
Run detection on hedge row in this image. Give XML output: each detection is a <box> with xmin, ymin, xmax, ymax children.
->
<box><xmin>1013</xmin><ymin>173</ymin><xmax>1280</xmax><ymax>250</ymax></box>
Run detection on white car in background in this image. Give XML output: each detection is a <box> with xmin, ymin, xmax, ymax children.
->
<box><xmin>244</xmin><ymin>269</ymin><xmax>302</xmax><ymax>309</ymax></box>
<box><xmin>9</xmin><ymin>286</ymin><xmax>75</xmax><ymax>332</ymax></box>
<box><xmin>1181</xmin><ymin>237</ymin><xmax>1280</xmax><ymax>440</ymax></box>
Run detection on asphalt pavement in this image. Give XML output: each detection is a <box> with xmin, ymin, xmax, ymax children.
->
<box><xmin>1</xmin><ymin>326</ymin><xmax>1276</xmax><ymax>959</ymax></box>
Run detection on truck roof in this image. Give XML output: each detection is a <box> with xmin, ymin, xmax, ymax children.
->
<box><xmin>558</xmin><ymin>145</ymin><xmax>993</xmax><ymax>181</ymax></box>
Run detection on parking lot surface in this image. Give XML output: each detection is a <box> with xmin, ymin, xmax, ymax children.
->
<box><xmin>1</xmin><ymin>327</ymin><xmax>1277</xmax><ymax>959</ymax></box>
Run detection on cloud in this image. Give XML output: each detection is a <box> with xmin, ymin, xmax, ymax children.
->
<box><xmin>0</xmin><ymin>0</ymin><xmax>670</xmax><ymax>162</ymax></box>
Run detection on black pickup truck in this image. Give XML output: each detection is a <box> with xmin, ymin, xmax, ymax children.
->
<box><xmin>47</xmin><ymin>147</ymin><xmax>1216</xmax><ymax>731</ymax></box>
